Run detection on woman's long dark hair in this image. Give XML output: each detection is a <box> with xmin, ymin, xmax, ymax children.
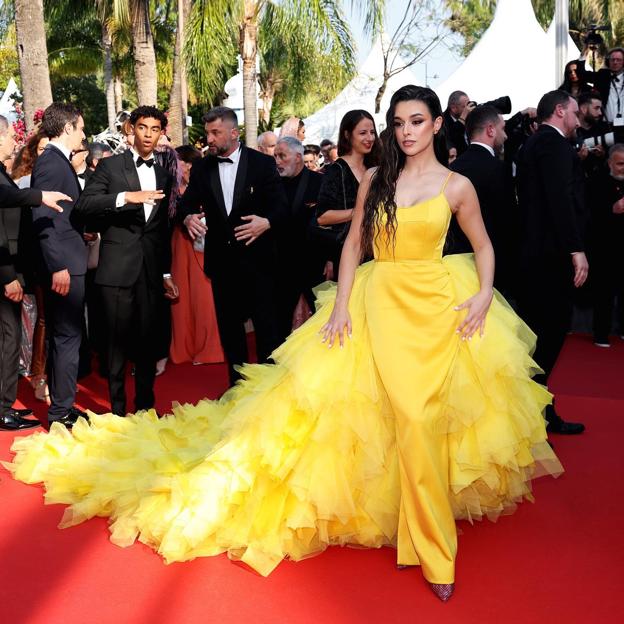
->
<box><xmin>361</xmin><ymin>85</ymin><xmax>448</xmax><ymax>257</ymax></box>
<box><xmin>337</xmin><ymin>109</ymin><xmax>381</xmax><ymax>168</ymax></box>
<box><xmin>558</xmin><ymin>60</ymin><xmax>590</xmax><ymax>93</ymax></box>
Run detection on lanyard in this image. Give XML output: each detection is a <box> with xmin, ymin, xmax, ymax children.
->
<box><xmin>612</xmin><ymin>75</ymin><xmax>624</xmax><ymax>116</ymax></box>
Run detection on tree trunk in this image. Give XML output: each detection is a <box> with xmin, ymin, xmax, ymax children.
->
<box><xmin>168</xmin><ymin>0</ymin><xmax>190</xmax><ymax>146</ymax></box>
<box><xmin>374</xmin><ymin>78</ymin><xmax>388</xmax><ymax>115</ymax></box>
<box><xmin>132</xmin><ymin>0</ymin><xmax>158</xmax><ymax>105</ymax></box>
<box><xmin>114</xmin><ymin>77</ymin><xmax>123</xmax><ymax>112</ymax></box>
<box><xmin>14</xmin><ymin>0</ymin><xmax>53</xmax><ymax>132</ymax></box>
<box><xmin>259</xmin><ymin>77</ymin><xmax>278</xmax><ymax>126</ymax></box>
<box><xmin>240</xmin><ymin>1</ymin><xmax>259</xmax><ymax>148</ymax></box>
<box><xmin>102</xmin><ymin>22</ymin><xmax>116</xmax><ymax>132</ymax></box>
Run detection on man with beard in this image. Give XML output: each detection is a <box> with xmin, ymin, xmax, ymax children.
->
<box><xmin>576</xmin><ymin>92</ymin><xmax>609</xmax><ymax>177</ymax></box>
<box><xmin>588</xmin><ymin>143</ymin><xmax>624</xmax><ymax>347</ymax></box>
<box><xmin>517</xmin><ymin>90</ymin><xmax>587</xmax><ymax>435</ymax></box>
<box><xmin>179</xmin><ymin>107</ymin><xmax>288</xmax><ymax>387</ymax></box>
<box><xmin>273</xmin><ymin>136</ymin><xmax>323</xmax><ymax>341</ymax></box>
<box><xmin>447</xmin><ymin>104</ymin><xmax>517</xmax><ymax>295</ymax></box>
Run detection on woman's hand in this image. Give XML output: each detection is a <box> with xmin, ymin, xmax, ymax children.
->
<box><xmin>454</xmin><ymin>289</ymin><xmax>493</xmax><ymax>340</ymax></box>
<box><xmin>320</xmin><ymin>305</ymin><xmax>352</xmax><ymax>348</ymax></box>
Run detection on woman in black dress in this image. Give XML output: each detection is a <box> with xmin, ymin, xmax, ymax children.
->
<box><xmin>315</xmin><ymin>110</ymin><xmax>381</xmax><ymax>279</ymax></box>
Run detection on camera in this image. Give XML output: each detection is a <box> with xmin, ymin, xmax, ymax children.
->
<box><xmin>583</xmin><ymin>132</ymin><xmax>615</xmax><ymax>150</ymax></box>
<box><xmin>583</xmin><ymin>24</ymin><xmax>610</xmax><ymax>50</ymax></box>
<box><xmin>468</xmin><ymin>96</ymin><xmax>512</xmax><ymax>115</ymax></box>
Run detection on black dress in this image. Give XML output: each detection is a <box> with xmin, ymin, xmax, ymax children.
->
<box><xmin>315</xmin><ymin>158</ymin><xmax>359</xmax><ymax>276</ymax></box>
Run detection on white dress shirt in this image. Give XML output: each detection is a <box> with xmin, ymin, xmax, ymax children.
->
<box><xmin>115</xmin><ymin>149</ymin><xmax>157</xmax><ymax>222</ymax></box>
<box><xmin>218</xmin><ymin>144</ymin><xmax>241</xmax><ymax>215</ymax></box>
<box><xmin>605</xmin><ymin>73</ymin><xmax>624</xmax><ymax>123</ymax></box>
<box><xmin>470</xmin><ymin>141</ymin><xmax>495</xmax><ymax>157</ymax></box>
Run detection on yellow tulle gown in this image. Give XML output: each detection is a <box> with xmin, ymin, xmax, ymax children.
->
<box><xmin>4</xmin><ymin>174</ymin><xmax>562</xmax><ymax>583</ymax></box>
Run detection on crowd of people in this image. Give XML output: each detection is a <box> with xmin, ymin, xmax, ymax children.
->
<box><xmin>4</xmin><ymin>40</ymin><xmax>624</xmax><ymax>601</ymax></box>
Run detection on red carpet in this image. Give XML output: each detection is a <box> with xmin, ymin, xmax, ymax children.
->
<box><xmin>1</xmin><ymin>334</ymin><xmax>622</xmax><ymax>623</ymax></box>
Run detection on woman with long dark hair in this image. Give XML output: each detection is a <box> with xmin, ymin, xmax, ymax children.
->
<box><xmin>558</xmin><ymin>60</ymin><xmax>592</xmax><ymax>97</ymax></box>
<box><xmin>314</xmin><ymin>109</ymin><xmax>381</xmax><ymax>278</ymax></box>
<box><xmin>8</xmin><ymin>87</ymin><xmax>561</xmax><ymax>603</ymax></box>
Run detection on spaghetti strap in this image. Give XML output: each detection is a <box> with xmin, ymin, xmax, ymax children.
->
<box><xmin>440</xmin><ymin>171</ymin><xmax>453</xmax><ymax>194</ymax></box>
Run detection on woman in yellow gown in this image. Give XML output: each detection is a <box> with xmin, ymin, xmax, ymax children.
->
<box><xmin>5</xmin><ymin>86</ymin><xmax>562</xmax><ymax>602</ymax></box>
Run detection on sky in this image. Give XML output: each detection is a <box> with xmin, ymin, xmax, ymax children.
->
<box><xmin>345</xmin><ymin>0</ymin><xmax>465</xmax><ymax>88</ymax></box>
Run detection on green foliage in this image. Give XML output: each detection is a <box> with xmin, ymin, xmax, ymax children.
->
<box><xmin>0</xmin><ymin>23</ymin><xmax>19</xmax><ymax>89</ymax></box>
<box><xmin>446</xmin><ymin>0</ymin><xmax>624</xmax><ymax>56</ymax></box>
<box><xmin>52</xmin><ymin>75</ymin><xmax>108</xmax><ymax>133</ymax></box>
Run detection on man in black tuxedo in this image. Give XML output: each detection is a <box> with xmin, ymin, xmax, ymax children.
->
<box><xmin>447</xmin><ymin>105</ymin><xmax>517</xmax><ymax>295</ymax></box>
<box><xmin>31</xmin><ymin>103</ymin><xmax>88</xmax><ymax>429</ymax></box>
<box><xmin>273</xmin><ymin>136</ymin><xmax>324</xmax><ymax>341</ymax></box>
<box><xmin>75</xmin><ymin>106</ymin><xmax>176</xmax><ymax>417</ymax></box>
<box><xmin>578</xmin><ymin>46</ymin><xmax>624</xmax><ymax>125</ymax></box>
<box><xmin>516</xmin><ymin>90</ymin><xmax>588</xmax><ymax>435</ymax></box>
<box><xmin>443</xmin><ymin>91</ymin><xmax>475</xmax><ymax>156</ymax></box>
<box><xmin>179</xmin><ymin>106</ymin><xmax>288</xmax><ymax>386</ymax></box>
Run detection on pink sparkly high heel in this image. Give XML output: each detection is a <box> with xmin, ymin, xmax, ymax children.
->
<box><xmin>429</xmin><ymin>583</ymin><xmax>455</xmax><ymax>602</ymax></box>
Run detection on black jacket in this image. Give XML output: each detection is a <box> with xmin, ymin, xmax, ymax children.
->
<box><xmin>578</xmin><ymin>60</ymin><xmax>620</xmax><ymax>110</ymax></box>
<box><xmin>31</xmin><ymin>143</ymin><xmax>87</xmax><ymax>276</ymax></box>
<box><xmin>517</xmin><ymin>125</ymin><xmax>587</xmax><ymax>264</ymax></box>
<box><xmin>177</xmin><ymin>144</ymin><xmax>288</xmax><ymax>278</ymax></box>
<box><xmin>74</xmin><ymin>150</ymin><xmax>173</xmax><ymax>288</ymax></box>
<box><xmin>443</xmin><ymin>109</ymin><xmax>469</xmax><ymax>155</ymax></box>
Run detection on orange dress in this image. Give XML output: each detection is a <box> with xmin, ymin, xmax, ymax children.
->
<box><xmin>169</xmin><ymin>226</ymin><xmax>224</xmax><ymax>364</ymax></box>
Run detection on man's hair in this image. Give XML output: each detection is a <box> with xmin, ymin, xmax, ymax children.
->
<box><xmin>448</xmin><ymin>90</ymin><xmax>468</xmax><ymax>108</ymax></box>
<box><xmin>537</xmin><ymin>90</ymin><xmax>572</xmax><ymax>123</ymax></box>
<box><xmin>608</xmin><ymin>143</ymin><xmax>624</xmax><ymax>159</ymax></box>
<box><xmin>41</xmin><ymin>102</ymin><xmax>82</xmax><ymax>139</ymax></box>
<box><xmin>320</xmin><ymin>139</ymin><xmax>333</xmax><ymax>149</ymax></box>
<box><xmin>129</xmin><ymin>105</ymin><xmax>168</xmax><ymax>130</ymax></box>
<box><xmin>257</xmin><ymin>131</ymin><xmax>276</xmax><ymax>146</ymax></box>
<box><xmin>304</xmin><ymin>143</ymin><xmax>320</xmax><ymax>155</ymax></box>
<box><xmin>577</xmin><ymin>92</ymin><xmax>601</xmax><ymax>108</ymax></box>
<box><xmin>0</xmin><ymin>114</ymin><xmax>9</xmax><ymax>133</ymax></box>
<box><xmin>465</xmin><ymin>104</ymin><xmax>500</xmax><ymax>140</ymax></box>
<box><xmin>175</xmin><ymin>144</ymin><xmax>202</xmax><ymax>163</ymax></box>
<box><xmin>277</xmin><ymin>136</ymin><xmax>304</xmax><ymax>157</ymax></box>
<box><xmin>202</xmin><ymin>106</ymin><xmax>238</xmax><ymax>126</ymax></box>
<box><xmin>86</xmin><ymin>142</ymin><xmax>111</xmax><ymax>168</ymax></box>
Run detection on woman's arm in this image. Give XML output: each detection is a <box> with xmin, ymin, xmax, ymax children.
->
<box><xmin>317</xmin><ymin>208</ymin><xmax>353</xmax><ymax>226</ymax></box>
<box><xmin>447</xmin><ymin>173</ymin><xmax>495</xmax><ymax>339</ymax></box>
<box><xmin>320</xmin><ymin>168</ymin><xmax>372</xmax><ymax>347</ymax></box>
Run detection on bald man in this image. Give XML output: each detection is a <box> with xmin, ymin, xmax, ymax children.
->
<box><xmin>257</xmin><ymin>131</ymin><xmax>277</xmax><ymax>157</ymax></box>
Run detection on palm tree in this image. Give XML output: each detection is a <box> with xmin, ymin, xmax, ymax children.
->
<box><xmin>186</xmin><ymin>0</ymin><xmax>356</xmax><ymax>148</ymax></box>
<box><xmin>14</xmin><ymin>0</ymin><xmax>53</xmax><ymax>131</ymax></box>
<box><xmin>168</xmin><ymin>0</ymin><xmax>190</xmax><ymax>145</ymax></box>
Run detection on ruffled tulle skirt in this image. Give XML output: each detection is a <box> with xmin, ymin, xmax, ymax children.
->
<box><xmin>4</xmin><ymin>254</ymin><xmax>562</xmax><ymax>576</ymax></box>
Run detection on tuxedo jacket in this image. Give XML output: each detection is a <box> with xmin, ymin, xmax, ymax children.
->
<box><xmin>0</xmin><ymin>165</ymin><xmax>34</xmax><ymax>287</ymax></box>
<box><xmin>449</xmin><ymin>144</ymin><xmax>516</xmax><ymax>253</ymax></box>
<box><xmin>443</xmin><ymin>109</ymin><xmax>468</xmax><ymax>155</ymax></box>
<box><xmin>74</xmin><ymin>150</ymin><xmax>173</xmax><ymax>289</ymax></box>
<box><xmin>517</xmin><ymin>125</ymin><xmax>587</xmax><ymax>265</ymax></box>
<box><xmin>177</xmin><ymin>144</ymin><xmax>288</xmax><ymax>278</ymax></box>
<box><xmin>31</xmin><ymin>144</ymin><xmax>87</xmax><ymax>277</ymax></box>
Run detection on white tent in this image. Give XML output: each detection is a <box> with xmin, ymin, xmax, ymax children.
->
<box><xmin>0</xmin><ymin>78</ymin><xmax>21</xmax><ymax>123</ymax></box>
<box><xmin>435</xmin><ymin>0</ymin><xmax>579</xmax><ymax>114</ymax></box>
<box><xmin>303</xmin><ymin>37</ymin><xmax>421</xmax><ymax>144</ymax></box>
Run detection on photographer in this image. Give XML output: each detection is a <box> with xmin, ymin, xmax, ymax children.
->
<box><xmin>587</xmin><ymin>143</ymin><xmax>624</xmax><ymax>347</ymax></box>
<box><xmin>503</xmin><ymin>107</ymin><xmax>538</xmax><ymax>171</ymax></box>
<box><xmin>443</xmin><ymin>91</ymin><xmax>474</xmax><ymax>156</ymax></box>
<box><xmin>575</xmin><ymin>92</ymin><xmax>610</xmax><ymax>177</ymax></box>
<box><xmin>578</xmin><ymin>45</ymin><xmax>624</xmax><ymax>126</ymax></box>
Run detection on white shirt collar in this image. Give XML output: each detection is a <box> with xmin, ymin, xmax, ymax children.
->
<box><xmin>543</xmin><ymin>123</ymin><xmax>566</xmax><ymax>138</ymax></box>
<box><xmin>48</xmin><ymin>140</ymin><xmax>72</xmax><ymax>161</ymax></box>
<box><xmin>130</xmin><ymin>147</ymin><xmax>155</xmax><ymax>163</ymax></box>
<box><xmin>470</xmin><ymin>142</ymin><xmax>495</xmax><ymax>157</ymax></box>
<box><xmin>219</xmin><ymin>143</ymin><xmax>241</xmax><ymax>164</ymax></box>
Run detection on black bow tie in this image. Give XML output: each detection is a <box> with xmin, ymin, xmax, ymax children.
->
<box><xmin>136</xmin><ymin>157</ymin><xmax>154</xmax><ymax>168</ymax></box>
<box><xmin>77</xmin><ymin>172</ymin><xmax>86</xmax><ymax>180</ymax></box>
<box><xmin>216</xmin><ymin>156</ymin><xmax>234</xmax><ymax>164</ymax></box>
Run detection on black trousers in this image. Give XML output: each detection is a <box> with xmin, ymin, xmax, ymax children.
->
<box><xmin>592</xmin><ymin>254</ymin><xmax>624</xmax><ymax>341</ymax></box>
<box><xmin>44</xmin><ymin>273</ymin><xmax>85</xmax><ymax>421</ymax></box>
<box><xmin>517</xmin><ymin>258</ymin><xmax>574</xmax><ymax>420</ymax></box>
<box><xmin>210</xmin><ymin>261</ymin><xmax>280</xmax><ymax>386</ymax></box>
<box><xmin>0</xmin><ymin>296</ymin><xmax>21</xmax><ymax>416</ymax></box>
<box><xmin>100</xmin><ymin>266</ymin><xmax>159</xmax><ymax>416</ymax></box>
